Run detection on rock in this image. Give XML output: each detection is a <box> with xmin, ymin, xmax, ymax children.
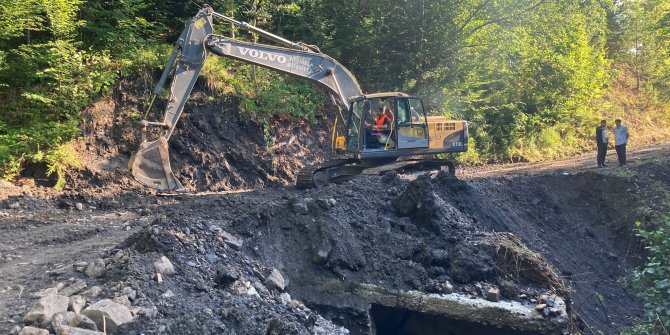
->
<box><xmin>56</xmin><ymin>325</ymin><xmax>105</xmax><ymax>335</ymax></box>
<box><xmin>161</xmin><ymin>290</ymin><xmax>175</xmax><ymax>299</ymax></box>
<box><xmin>246</xmin><ymin>286</ymin><xmax>260</xmax><ymax>297</ymax></box>
<box><xmin>290</xmin><ymin>202</ymin><xmax>309</xmax><ymax>215</ymax></box>
<box><xmin>328</xmin><ymin>198</ymin><xmax>337</xmax><ymax>207</ymax></box>
<box><xmin>81</xmin><ymin>299</ymin><xmax>134</xmax><ymax>335</ymax></box>
<box><xmin>60</xmin><ymin>280</ymin><xmax>87</xmax><ymax>297</ymax></box>
<box><xmin>112</xmin><ymin>295</ymin><xmax>131</xmax><ymax>307</ymax></box>
<box><xmin>531</xmin><ymin>198</ymin><xmax>541</xmax><ymax>205</ymax></box>
<box><xmin>219</xmin><ymin>230</ymin><xmax>243</xmax><ymax>249</ymax></box>
<box><xmin>81</xmin><ymin>286</ymin><xmax>102</xmax><ymax>300</ymax></box>
<box><xmin>84</xmin><ymin>259</ymin><xmax>106</xmax><ymax>278</ymax></box>
<box><xmin>264</xmin><ymin>268</ymin><xmax>286</xmax><ymax>291</ymax></box>
<box><xmin>68</xmin><ymin>314</ymin><xmax>98</xmax><ymax>331</ymax></box>
<box><xmin>288</xmin><ymin>299</ymin><xmax>305</xmax><ymax>309</ymax></box>
<box><xmin>486</xmin><ymin>287</ymin><xmax>501</xmax><ymax>302</ymax></box>
<box><xmin>473</xmin><ymin>283</ymin><xmax>484</xmax><ymax>296</ymax></box>
<box><xmin>17</xmin><ymin>327</ymin><xmax>49</xmax><ymax>335</ymax></box>
<box><xmin>499</xmin><ymin>280</ymin><xmax>518</xmax><ymax>299</ymax></box>
<box><xmin>441</xmin><ymin>281</ymin><xmax>454</xmax><ymax>294</ymax></box>
<box><xmin>546</xmin><ymin>297</ymin><xmax>555</xmax><ymax>307</ymax></box>
<box><xmin>21</xmin><ymin>294</ymin><xmax>69</xmax><ymax>327</ymax></box>
<box><xmin>9</xmin><ymin>202</ymin><xmax>20</xmax><ymax>209</ymax></box>
<box><xmin>542</xmin><ymin>307</ymin><xmax>550</xmax><ymax>317</ymax></box>
<box><xmin>10</xmin><ymin>326</ymin><xmax>21</xmax><ymax>335</ymax></box>
<box><xmin>278</xmin><ymin>293</ymin><xmax>291</xmax><ymax>305</ymax></box>
<box><xmin>122</xmin><ymin>287</ymin><xmax>137</xmax><ymax>301</ymax></box>
<box><xmin>153</xmin><ymin>256</ymin><xmax>176</xmax><ymax>275</ymax></box>
<box><xmin>139</xmin><ymin>306</ymin><xmax>158</xmax><ymax>318</ymax></box>
<box><xmin>316</xmin><ymin>198</ymin><xmax>331</xmax><ymax>209</ymax></box>
<box><xmin>51</xmin><ymin>311</ymin><xmax>76</xmax><ymax>329</ymax></box>
<box><xmin>215</xmin><ymin>266</ymin><xmax>238</xmax><ymax>288</ymax></box>
<box><xmin>75</xmin><ymin>203</ymin><xmax>84</xmax><ymax>211</ymax></box>
<box><xmin>33</xmin><ymin>287</ymin><xmax>59</xmax><ymax>298</ymax></box>
<box><xmin>252</xmin><ymin>281</ymin><xmax>271</xmax><ymax>298</ymax></box>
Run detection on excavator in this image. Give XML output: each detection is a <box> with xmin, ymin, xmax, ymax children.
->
<box><xmin>129</xmin><ymin>6</ymin><xmax>468</xmax><ymax>192</ymax></box>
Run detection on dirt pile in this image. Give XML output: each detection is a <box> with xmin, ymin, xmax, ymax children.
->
<box><xmin>69</xmin><ymin>77</ymin><xmax>333</xmax><ymax>196</ymax></box>
<box><xmin>3</xmin><ymin>171</ymin><xmax>578</xmax><ymax>335</ymax></box>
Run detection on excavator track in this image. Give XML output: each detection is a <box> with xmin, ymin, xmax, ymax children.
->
<box><xmin>296</xmin><ymin>159</ymin><xmax>360</xmax><ymax>189</ymax></box>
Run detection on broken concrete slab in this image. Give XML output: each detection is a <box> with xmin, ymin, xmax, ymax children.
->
<box><xmin>355</xmin><ymin>284</ymin><xmax>568</xmax><ymax>335</ymax></box>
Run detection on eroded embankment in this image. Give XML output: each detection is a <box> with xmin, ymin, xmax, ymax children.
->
<box><xmin>6</xmin><ymin>160</ymin><xmax>669</xmax><ymax>335</ymax></box>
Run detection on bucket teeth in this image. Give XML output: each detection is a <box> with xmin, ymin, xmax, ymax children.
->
<box><xmin>129</xmin><ymin>138</ymin><xmax>185</xmax><ymax>192</ymax></box>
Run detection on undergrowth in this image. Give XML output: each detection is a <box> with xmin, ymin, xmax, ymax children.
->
<box><xmin>624</xmin><ymin>174</ymin><xmax>670</xmax><ymax>334</ymax></box>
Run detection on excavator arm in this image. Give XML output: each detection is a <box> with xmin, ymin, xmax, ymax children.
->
<box><xmin>129</xmin><ymin>6</ymin><xmax>362</xmax><ymax>192</ymax></box>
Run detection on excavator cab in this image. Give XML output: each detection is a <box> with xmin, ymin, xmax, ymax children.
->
<box><xmin>338</xmin><ymin>93</ymin><xmax>431</xmax><ymax>156</ymax></box>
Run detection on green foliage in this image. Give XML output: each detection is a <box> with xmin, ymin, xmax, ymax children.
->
<box><xmin>625</xmin><ymin>220</ymin><xmax>670</xmax><ymax>334</ymax></box>
<box><xmin>243</xmin><ymin>74</ymin><xmax>324</xmax><ymax>122</ymax></box>
<box><xmin>201</xmin><ymin>57</ymin><xmax>324</xmax><ymax>122</ymax></box>
<box><xmin>0</xmin><ymin>0</ymin><xmax>669</xmax><ymax>185</ymax></box>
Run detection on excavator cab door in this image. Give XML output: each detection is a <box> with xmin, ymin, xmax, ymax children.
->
<box><xmin>396</xmin><ymin>98</ymin><xmax>429</xmax><ymax>149</ymax></box>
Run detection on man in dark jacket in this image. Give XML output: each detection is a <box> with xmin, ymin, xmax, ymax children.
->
<box><xmin>596</xmin><ymin>120</ymin><xmax>608</xmax><ymax>167</ymax></box>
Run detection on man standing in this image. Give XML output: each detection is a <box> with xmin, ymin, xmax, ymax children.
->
<box><xmin>596</xmin><ymin>120</ymin><xmax>608</xmax><ymax>167</ymax></box>
<box><xmin>613</xmin><ymin>119</ymin><xmax>629</xmax><ymax>166</ymax></box>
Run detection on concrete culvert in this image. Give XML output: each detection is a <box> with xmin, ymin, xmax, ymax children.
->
<box><xmin>370</xmin><ymin>304</ymin><xmax>540</xmax><ymax>335</ymax></box>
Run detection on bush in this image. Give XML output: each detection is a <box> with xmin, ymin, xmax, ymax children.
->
<box><xmin>625</xmin><ymin>219</ymin><xmax>670</xmax><ymax>334</ymax></box>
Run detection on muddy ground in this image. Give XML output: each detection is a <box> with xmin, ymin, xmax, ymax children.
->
<box><xmin>1</xmin><ymin>79</ymin><xmax>669</xmax><ymax>335</ymax></box>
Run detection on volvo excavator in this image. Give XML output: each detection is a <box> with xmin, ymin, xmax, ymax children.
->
<box><xmin>129</xmin><ymin>6</ymin><xmax>468</xmax><ymax>192</ymax></box>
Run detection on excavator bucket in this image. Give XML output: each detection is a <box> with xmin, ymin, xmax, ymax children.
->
<box><xmin>129</xmin><ymin>138</ymin><xmax>185</xmax><ymax>192</ymax></box>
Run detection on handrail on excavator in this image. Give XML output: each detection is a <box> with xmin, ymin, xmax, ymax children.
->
<box><xmin>211</xmin><ymin>10</ymin><xmax>314</xmax><ymax>52</ymax></box>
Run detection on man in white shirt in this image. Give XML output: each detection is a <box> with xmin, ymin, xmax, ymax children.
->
<box><xmin>613</xmin><ymin>119</ymin><xmax>629</xmax><ymax>166</ymax></box>
<box><xmin>595</xmin><ymin>120</ymin><xmax>608</xmax><ymax>167</ymax></box>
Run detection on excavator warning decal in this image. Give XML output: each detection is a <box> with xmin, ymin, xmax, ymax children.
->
<box><xmin>194</xmin><ymin>18</ymin><xmax>206</xmax><ymax>29</ymax></box>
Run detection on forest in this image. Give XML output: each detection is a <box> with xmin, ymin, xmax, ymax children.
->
<box><xmin>0</xmin><ymin>1</ymin><xmax>670</xmax><ymax>333</ymax></box>
<box><xmin>1</xmin><ymin>0</ymin><xmax>669</xmax><ymax>180</ymax></box>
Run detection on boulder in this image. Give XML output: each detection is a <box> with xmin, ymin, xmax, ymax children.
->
<box><xmin>153</xmin><ymin>256</ymin><xmax>175</xmax><ymax>275</ymax></box>
<box><xmin>264</xmin><ymin>268</ymin><xmax>286</xmax><ymax>291</ymax></box>
<box><xmin>60</xmin><ymin>280</ymin><xmax>87</xmax><ymax>297</ymax></box>
<box><xmin>17</xmin><ymin>327</ymin><xmax>49</xmax><ymax>335</ymax></box>
<box><xmin>81</xmin><ymin>299</ymin><xmax>133</xmax><ymax>334</ymax></box>
<box><xmin>51</xmin><ymin>311</ymin><xmax>76</xmax><ymax>329</ymax></box>
<box><xmin>84</xmin><ymin>259</ymin><xmax>106</xmax><ymax>278</ymax></box>
<box><xmin>69</xmin><ymin>295</ymin><xmax>86</xmax><ymax>314</ymax></box>
<box><xmin>68</xmin><ymin>314</ymin><xmax>98</xmax><ymax>331</ymax></box>
<box><xmin>21</xmin><ymin>294</ymin><xmax>69</xmax><ymax>327</ymax></box>
<box><xmin>56</xmin><ymin>325</ymin><xmax>105</xmax><ymax>335</ymax></box>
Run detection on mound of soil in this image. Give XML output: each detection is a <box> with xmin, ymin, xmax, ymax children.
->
<box><xmin>71</xmin><ymin>76</ymin><xmax>334</xmax><ymax>196</ymax></box>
